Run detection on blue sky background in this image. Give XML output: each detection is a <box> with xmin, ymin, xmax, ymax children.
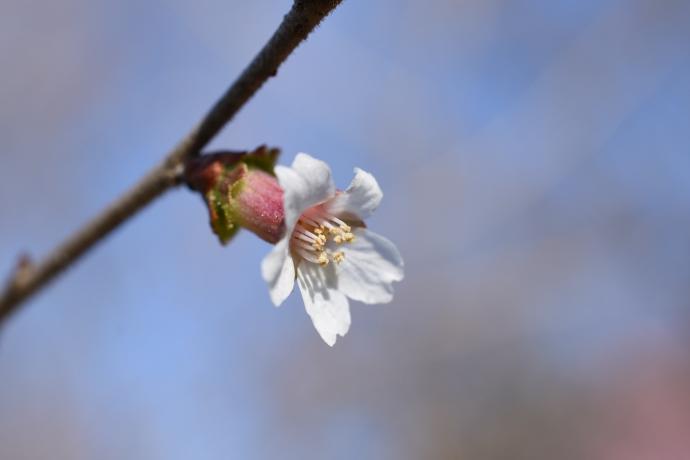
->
<box><xmin>2</xmin><ymin>0</ymin><xmax>690</xmax><ymax>458</ymax></box>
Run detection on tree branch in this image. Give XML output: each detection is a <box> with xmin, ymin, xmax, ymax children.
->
<box><xmin>0</xmin><ymin>0</ymin><xmax>343</xmax><ymax>327</ymax></box>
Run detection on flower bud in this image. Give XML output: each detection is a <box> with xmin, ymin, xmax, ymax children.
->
<box><xmin>185</xmin><ymin>145</ymin><xmax>285</xmax><ymax>244</ymax></box>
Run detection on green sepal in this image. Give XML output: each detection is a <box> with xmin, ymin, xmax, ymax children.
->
<box><xmin>207</xmin><ymin>188</ymin><xmax>239</xmax><ymax>245</ymax></box>
<box><xmin>186</xmin><ymin>145</ymin><xmax>281</xmax><ymax>245</ymax></box>
<box><xmin>242</xmin><ymin>146</ymin><xmax>280</xmax><ymax>175</ymax></box>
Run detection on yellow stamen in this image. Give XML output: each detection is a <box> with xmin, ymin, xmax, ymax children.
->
<box><xmin>332</xmin><ymin>251</ymin><xmax>345</xmax><ymax>264</ymax></box>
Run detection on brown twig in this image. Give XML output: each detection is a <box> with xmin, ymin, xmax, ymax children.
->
<box><xmin>0</xmin><ymin>0</ymin><xmax>343</xmax><ymax>327</ymax></box>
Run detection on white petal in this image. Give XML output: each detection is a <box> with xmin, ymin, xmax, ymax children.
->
<box><xmin>275</xmin><ymin>153</ymin><xmax>335</xmax><ymax>229</ymax></box>
<box><xmin>336</xmin><ymin>228</ymin><xmax>404</xmax><ymax>304</ymax></box>
<box><xmin>291</xmin><ymin>153</ymin><xmax>336</xmax><ymax>195</ymax></box>
<box><xmin>296</xmin><ymin>262</ymin><xmax>351</xmax><ymax>346</ymax></box>
<box><xmin>326</xmin><ymin>167</ymin><xmax>383</xmax><ymax>219</ymax></box>
<box><xmin>260</xmin><ymin>238</ymin><xmax>295</xmax><ymax>306</ymax></box>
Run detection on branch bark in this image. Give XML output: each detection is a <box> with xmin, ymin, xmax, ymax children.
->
<box><xmin>0</xmin><ymin>0</ymin><xmax>343</xmax><ymax>327</ymax></box>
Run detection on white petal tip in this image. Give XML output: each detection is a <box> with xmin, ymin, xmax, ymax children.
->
<box><xmin>295</xmin><ymin>152</ymin><xmax>313</xmax><ymax>161</ymax></box>
<box><xmin>269</xmin><ymin>293</ymin><xmax>285</xmax><ymax>308</ymax></box>
<box><xmin>261</xmin><ymin>240</ymin><xmax>296</xmax><ymax>308</ymax></box>
<box><xmin>326</xmin><ymin>167</ymin><xmax>383</xmax><ymax>219</ymax></box>
<box><xmin>314</xmin><ymin>324</ymin><xmax>347</xmax><ymax>347</ymax></box>
<box><xmin>317</xmin><ymin>328</ymin><xmax>345</xmax><ymax>346</ymax></box>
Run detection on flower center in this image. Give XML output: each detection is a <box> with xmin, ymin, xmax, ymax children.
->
<box><xmin>290</xmin><ymin>210</ymin><xmax>355</xmax><ymax>266</ymax></box>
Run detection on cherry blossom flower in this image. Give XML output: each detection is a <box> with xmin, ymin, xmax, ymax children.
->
<box><xmin>261</xmin><ymin>153</ymin><xmax>404</xmax><ymax>346</ymax></box>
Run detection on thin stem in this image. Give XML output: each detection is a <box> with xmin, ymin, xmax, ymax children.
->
<box><xmin>0</xmin><ymin>0</ymin><xmax>343</xmax><ymax>327</ymax></box>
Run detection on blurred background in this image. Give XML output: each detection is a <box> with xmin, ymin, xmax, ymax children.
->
<box><xmin>2</xmin><ymin>0</ymin><xmax>690</xmax><ymax>458</ymax></box>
